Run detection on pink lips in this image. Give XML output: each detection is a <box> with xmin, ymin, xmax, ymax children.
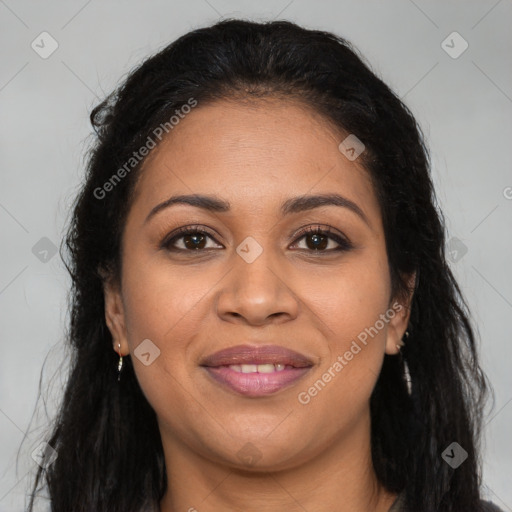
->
<box><xmin>200</xmin><ymin>344</ymin><xmax>313</xmax><ymax>397</ymax></box>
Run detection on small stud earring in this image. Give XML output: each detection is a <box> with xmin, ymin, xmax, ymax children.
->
<box><xmin>396</xmin><ymin>330</ymin><xmax>409</xmax><ymax>351</ymax></box>
<box><xmin>117</xmin><ymin>343</ymin><xmax>123</xmax><ymax>382</ymax></box>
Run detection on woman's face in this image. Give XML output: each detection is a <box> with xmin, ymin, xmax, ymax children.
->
<box><xmin>104</xmin><ymin>97</ymin><xmax>411</xmax><ymax>471</ymax></box>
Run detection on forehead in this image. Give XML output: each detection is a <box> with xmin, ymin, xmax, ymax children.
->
<box><xmin>130</xmin><ymin>97</ymin><xmax>378</xmax><ymax>219</ymax></box>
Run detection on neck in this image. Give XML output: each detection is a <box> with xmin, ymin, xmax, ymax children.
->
<box><xmin>158</xmin><ymin>408</ymin><xmax>397</xmax><ymax>512</ymax></box>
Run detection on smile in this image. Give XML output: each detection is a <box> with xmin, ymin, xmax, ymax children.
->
<box><xmin>200</xmin><ymin>344</ymin><xmax>314</xmax><ymax>397</ymax></box>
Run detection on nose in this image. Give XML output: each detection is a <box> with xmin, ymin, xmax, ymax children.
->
<box><xmin>215</xmin><ymin>245</ymin><xmax>300</xmax><ymax>326</ymax></box>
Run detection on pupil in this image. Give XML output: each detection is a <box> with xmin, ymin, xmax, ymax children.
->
<box><xmin>308</xmin><ymin>233</ymin><xmax>327</xmax><ymax>250</ymax></box>
<box><xmin>185</xmin><ymin>234</ymin><xmax>205</xmax><ymax>249</ymax></box>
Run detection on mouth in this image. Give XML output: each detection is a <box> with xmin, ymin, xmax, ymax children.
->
<box><xmin>200</xmin><ymin>344</ymin><xmax>314</xmax><ymax>397</ymax></box>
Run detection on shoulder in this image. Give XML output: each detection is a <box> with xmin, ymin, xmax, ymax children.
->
<box><xmin>388</xmin><ymin>492</ymin><xmax>505</xmax><ymax>512</ymax></box>
<box><xmin>480</xmin><ymin>499</ymin><xmax>505</xmax><ymax>512</ymax></box>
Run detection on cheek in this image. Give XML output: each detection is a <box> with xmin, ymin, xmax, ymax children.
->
<box><xmin>298</xmin><ymin>249</ymin><xmax>392</xmax><ymax>396</ymax></box>
<box><xmin>118</xmin><ymin>249</ymin><xmax>217</xmax><ymax>406</ymax></box>
<box><xmin>303</xmin><ymin>250</ymin><xmax>391</xmax><ymax>339</ymax></box>
<box><xmin>121</xmin><ymin>248</ymin><xmax>216</xmax><ymax>343</ymax></box>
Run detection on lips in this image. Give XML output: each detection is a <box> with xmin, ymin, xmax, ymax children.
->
<box><xmin>200</xmin><ymin>344</ymin><xmax>314</xmax><ymax>397</ymax></box>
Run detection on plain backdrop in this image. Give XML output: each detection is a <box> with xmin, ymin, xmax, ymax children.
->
<box><xmin>1</xmin><ymin>1</ymin><xmax>511</xmax><ymax>510</ymax></box>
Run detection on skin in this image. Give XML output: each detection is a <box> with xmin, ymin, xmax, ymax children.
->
<box><xmin>103</xmin><ymin>97</ymin><xmax>413</xmax><ymax>512</ymax></box>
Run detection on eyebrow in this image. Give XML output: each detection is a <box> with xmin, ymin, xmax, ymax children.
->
<box><xmin>144</xmin><ymin>193</ymin><xmax>370</xmax><ymax>226</ymax></box>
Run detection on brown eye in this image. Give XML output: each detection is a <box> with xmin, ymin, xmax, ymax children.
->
<box><xmin>304</xmin><ymin>232</ymin><xmax>329</xmax><ymax>250</ymax></box>
<box><xmin>291</xmin><ymin>226</ymin><xmax>353</xmax><ymax>252</ymax></box>
<box><xmin>181</xmin><ymin>232</ymin><xmax>207</xmax><ymax>250</ymax></box>
<box><xmin>162</xmin><ymin>226</ymin><xmax>222</xmax><ymax>252</ymax></box>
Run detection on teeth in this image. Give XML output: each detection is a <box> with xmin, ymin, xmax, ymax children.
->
<box><xmin>258</xmin><ymin>364</ymin><xmax>276</xmax><ymax>373</ymax></box>
<box><xmin>228</xmin><ymin>363</ymin><xmax>287</xmax><ymax>373</ymax></box>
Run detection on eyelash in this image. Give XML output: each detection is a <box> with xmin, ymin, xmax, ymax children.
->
<box><xmin>160</xmin><ymin>224</ymin><xmax>353</xmax><ymax>254</ymax></box>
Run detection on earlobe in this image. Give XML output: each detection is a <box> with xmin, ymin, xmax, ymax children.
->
<box><xmin>384</xmin><ymin>304</ymin><xmax>411</xmax><ymax>355</ymax></box>
<box><xmin>103</xmin><ymin>277</ymin><xmax>130</xmax><ymax>356</ymax></box>
<box><xmin>384</xmin><ymin>272</ymin><xmax>416</xmax><ymax>355</ymax></box>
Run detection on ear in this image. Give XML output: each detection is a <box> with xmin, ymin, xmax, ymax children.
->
<box><xmin>103</xmin><ymin>274</ymin><xmax>130</xmax><ymax>356</ymax></box>
<box><xmin>384</xmin><ymin>272</ymin><xmax>415</xmax><ymax>356</ymax></box>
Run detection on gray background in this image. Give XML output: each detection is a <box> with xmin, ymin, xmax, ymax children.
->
<box><xmin>1</xmin><ymin>0</ymin><xmax>511</xmax><ymax>510</ymax></box>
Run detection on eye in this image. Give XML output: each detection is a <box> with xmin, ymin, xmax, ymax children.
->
<box><xmin>290</xmin><ymin>225</ymin><xmax>353</xmax><ymax>252</ymax></box>
<box><xmin>161</xmin><ymin>225</ymin><xmax>223</xmax><ymax>251</ymax></box>
<box><xmin>161</xmin><ymin>224</ymin><xmax>352</xmax><ymax>253</ymax></box>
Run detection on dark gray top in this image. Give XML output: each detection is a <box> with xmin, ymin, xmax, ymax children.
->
<box><xmin>388</xmin><ymin>490</ymin><xmax>504</xmax><ymax>511</ymax></box>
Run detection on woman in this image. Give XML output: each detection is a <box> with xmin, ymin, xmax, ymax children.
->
<box><xmin>26</xmin><ymin>19</ymin><xmax>503</xmax><ymax>512</ymax></box>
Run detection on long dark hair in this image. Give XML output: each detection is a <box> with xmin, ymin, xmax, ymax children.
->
<box><xmin>26</xmin><ymin>19</ymin><xmax>491</xmax><ymax>512</ymax></box>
